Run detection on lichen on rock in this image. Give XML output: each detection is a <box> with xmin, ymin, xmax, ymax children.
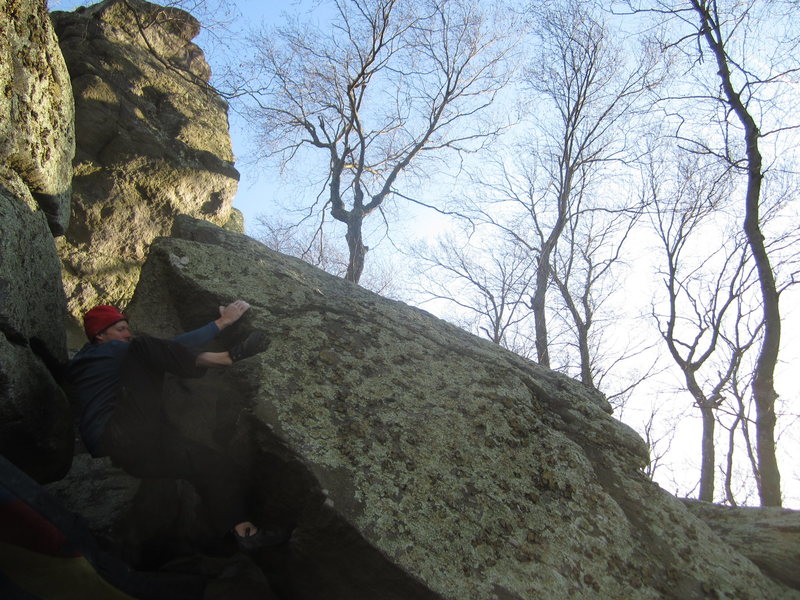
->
<box><xmin>0</xmin><ymin>0</ymin><xmax>75</xmax><ymax>235</ymax></box>
<box><xmin>121</xmin><ymin>215</ymin><xmax>798</xmax><ymax>600</ymax></box>
<box><xmin>0</xmin><ymin>0</ymin><xmax>74</xmax><ymax>484</ymax></box>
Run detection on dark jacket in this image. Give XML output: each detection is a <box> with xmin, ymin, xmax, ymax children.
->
<box><xmin>68</xmin><ymin>322</ymin><xmax>220</xmax><ymax>456</ymax></box>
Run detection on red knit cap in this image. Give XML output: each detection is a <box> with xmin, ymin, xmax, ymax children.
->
<box><xmin>83</xmin><ymin>305</ymin><xmax>128</xmax><ymax>341</ymax></box>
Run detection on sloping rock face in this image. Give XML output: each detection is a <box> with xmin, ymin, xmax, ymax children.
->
<box><xmin>51</xmin><ymin>0</ymin><xmax>241</xmax><ymax>342</ymax></box>
<box><xmin>117</xmin><ymin>215</ymin><xmax>797</xmax><ymax>600</ymax></box>
<box><xmin>683</xmin><ymin>499</ymin><xmax>800</xmax><ymax>591</ymax></box>
<box><xmin>0</xmin><ymin>0</ymin><xmax>74</xmax><ymax>483</ymax></box>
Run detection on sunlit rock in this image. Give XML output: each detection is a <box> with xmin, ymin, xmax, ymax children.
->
<box><xmin>51</xmin><ymin>0</ymin><xmax>241</xmax><ymax>344</ymax></box>
<box><xmin>0</xmin><ymin>0</ymin><xmax>74</xmax><ymax>234</ymax></box>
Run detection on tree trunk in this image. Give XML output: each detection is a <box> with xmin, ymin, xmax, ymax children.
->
<box><xmin>576</xmin><ymin>315</ymin><xmax>594</xmax><ymax>389</ymax></box>
<box><xmin>740</xmin><ymin>105</ymin><xmax>781</xmax><ymax>506</ymax></box>
<box><xmin>530</xmin><ymin>259</ymin><xmax>551</xmax><ymax>368</ymax></box>
<box><xmin>345</xmin><ymin>216</ymin><xmax>368</xmax><ymax>284</ymax></box>
<box><xmin>698</xmin><ymin>403</ymin><xmax>715</xmax><ymax>502</ymax></box>
<box><xmin>554</xmin><ymin>273</ymin><xmax>595</xmax><ymax>390</ymax></box>
<box><xmin>692</xmin><ymin>0</ymin><xmax>782</xmax><ymax>506</ymax></box>
<box><xmin>530</xmin><ymin>168</ymin><xmax>573</xmax><ymax>368</ymax></box>
<box><xmin>746</xmin><ymin>179</ymin><xmax>782</xmax><ymax>506</ymax></box>
<box><xmin>736</xmin><ymin>48</ymin><xmax>781</xmax><ymax>506</ymax></box>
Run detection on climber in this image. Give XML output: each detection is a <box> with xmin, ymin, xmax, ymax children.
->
<box><xmin>68</xmin><ymin>300</ymin><xmax>284</xmax><ymax>551</ymax></box>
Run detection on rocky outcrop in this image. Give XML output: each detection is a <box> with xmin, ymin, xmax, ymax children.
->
<box><xmin>0</xmin><ymin>0</ymin><xmax>75</xmax><ymax>235</ymax></box>
<box><xmin>0</xmin><ymin>0</ymin><xmax>74</xmax><ymax>483</ymax></box>
<box><xmin>3</xmin><ymin>0</ymin><xmax>799</xmax><ymax>597</ymax></box>
<box><xmin>683</xmin><ymin>499</ymin><xmax>800</xmax><ymax>591</ymax></box>
<box><xmin>86</xmin><ymin>214</ymin><xmax>792</xmax><ymax>600</ymax></box>
<box><xmin>51</xmin><ymin>0</ymin><xmax>241</xmax><ymax>343</ymax></box>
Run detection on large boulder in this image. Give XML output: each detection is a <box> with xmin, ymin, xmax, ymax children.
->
<box><xmin>51</xmin><ymin>0</ymin><xmax>241</xmax><ymax>343</ymax></box>
<box><xmin>110</xmin><ymin>215</ymin><xmax>796</xmax><ymax>600</ymax></box>
<box><xmin>0</xmin><ymin>0</ymin><xmax>74</xmax><ymax>483</ymax></box>
<box><xmin>683</xmin><ymin>499</ymin><xmax>800</xmax><ymax>591</ymax></box>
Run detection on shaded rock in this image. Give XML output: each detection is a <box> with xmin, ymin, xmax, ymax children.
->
<box><xmin>119</xmin><ymin>215</ymin><xmax>797</xmax><ymax>600</ymax></box>
<box><xmin>0</xmin><ymin>175</ymin><xmax>69</xmax><ymax>369</ymax></box>
<box><xmin>3</xmin><ymin>455</ymin><xmax>211</xmax><ymax>600</ymax></box>
<box><xmin>47</xmin><ymin>453</ymin><xmax>281</xmax><ymax>597</ymax></box>
<box><xmin>0</xmin><ymin>330</ymin><xmax>72</xmax><ymax>483</ymax></box>
<box><xmin>0</xmin><ymin>0</ymin><xmax>74</xmax><ymax>484</ymax></box>
<box><xmin>46</xmin><ymin>454</ymin><xmax>140</xmax><ymax>546</ymax></box>
<box><xmin>51</xmin><ymin>0</ymin><xmax>240</xmax><ymax>341</ymax></box>
<box><xmin>0</xmin><ymin>0</ymin><xmax>75</xmax><ymax>234</ymax></box>
<box><xmin>202</xmin><ymin>554</ymin><xmax>279</xmax><ymax>600</ymax></box>
<box><xmin>46</xmin><ymin>452</ymin><xmax>220</xmax><ymax>569</ymax></box>
<box><xmin>683</xmin><ymin>499</ymin><xmax>800</xmax><ymax>591</ymax></box>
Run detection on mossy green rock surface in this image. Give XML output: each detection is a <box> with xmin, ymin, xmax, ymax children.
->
<box><xmin>127</xmin><ymin>215</ymin><xmax>798</xmax><ymax>600</ymax></box>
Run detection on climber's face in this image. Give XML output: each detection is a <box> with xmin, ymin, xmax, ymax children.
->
<box><xmin>96</xmin><ymin>320</ymin><xmax>132</xmax><ymax>344</ymax></box>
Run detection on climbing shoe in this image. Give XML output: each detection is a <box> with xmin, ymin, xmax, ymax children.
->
<box><xmin>230</xmin><ymin>330</ymin><xmax>269</xmax><ymax>363</ymax></box>
<box><xmin>234</xmin><ymin>523</ymin><xmax>293</xmax><ymax>552</ymax></box>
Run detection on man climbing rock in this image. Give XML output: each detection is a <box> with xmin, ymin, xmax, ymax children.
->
<box><xmin>68</xmin><ymin>300</ymin><xmax>284</xmax><ymax>551</ymax></box>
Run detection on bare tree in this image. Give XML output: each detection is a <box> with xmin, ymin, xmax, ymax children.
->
<box><xmin>254</xmin><ymin>217</ymin><xmax>350</xmax><ymax>276</ymax></box>
<box><xmin>410</xmin><ymin>230</ymin><xmax>537</xmax><ymax>356</ymax></box>
<box><xmin>639</xmin><ymin>400</ymin><xmax>680</xmax><ymax>481</ymax></box>
<box><xmin>687</xmin><ymin>0</ymin><xmax>789</xmax><ymax>507</ymax></box>
<box><xmin>550</xmin><ymin>198</ymin><xmax>642</xmax><ymax>390</ymax></box>
<box><xmin>239</xmin><ymin>0</ymin><xmax>514</xmax><ymax>283</ymax></box>
<box><xmin>646</xmin><ymin>152</ymin><xmax>763</xmax><ymax>502</ymax></box>
<box><xmin>464</xmin><ymin>0</ymin><xmax>658</xmax><ymax>384</ymax></box>
<box><xmin>253</xmin><ymin>216</ymin><xmax>400</xmax><ymax>297</ymax></box>
<box><xmin>516</xmin><ymin>0</ymin><xmax>660</xmax><ymax>369</ymax></box>
<box><xmin>619</xmin><ymin>0</ymin><xmax>800</xmax><ymax>506</ymax></box>
<box><xmin>719</xmin><ymin>345</ymin><xmax>759</xmax><ymax>506</ymax></box>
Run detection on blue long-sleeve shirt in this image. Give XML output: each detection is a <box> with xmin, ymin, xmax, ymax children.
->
<box><xmin>68</xmin><ymin>322</ymin><xmax>220</xmax><ymax>456</ymax></box>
